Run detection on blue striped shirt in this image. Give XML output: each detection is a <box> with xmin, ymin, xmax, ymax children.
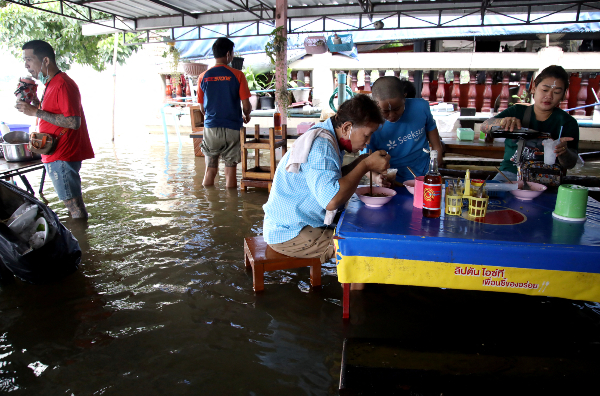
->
<box><xmin>263</xmin><ymin>119</ymin><xmax>343</xmax><ymax>244</ymax></box>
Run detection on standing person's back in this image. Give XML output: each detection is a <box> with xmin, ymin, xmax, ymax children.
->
<box><xmin>197</xmin><ymin>37</ymin><xmax>251</xmax><ymax>188</ymax></box>
<box><xmin>199</xmin><ymin>65</ymin><xmax>248</xmax><ymax>131</ymax></box>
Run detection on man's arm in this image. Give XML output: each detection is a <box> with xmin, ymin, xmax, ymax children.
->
<box><xmin>241</xmin><ymin>98</ymin><xmax>252</xmax><ymax>124</ymax></box>
<box><xmin>341</xmin><ymin>154</ymin><xmax>368</xmax><ymax>176</ymax></box>
<box><xmin>426</xmin><ymin>127</ymin><xmax>443</xmax><ymax>166</ymax></box>
<box><xmin>36</xmin><ymin>109</ymin><xmax>81</xmax><ymax>129</ymax></box>
<box><xmin>326</xmin><ymin>151</ymin><xmax>390</xmax><ymax>210</ymax></box>
<box><xmin>14</xmin><ymin>100</ymin><xmax>80</xmax><ymax>129</ymax></box>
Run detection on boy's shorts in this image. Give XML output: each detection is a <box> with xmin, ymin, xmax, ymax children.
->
<box><xmin>200</xmin><ymin>127</ymin><xmax>241</xmax><ymax>166</ymax></box>
<box><xmin>44</xmin><ymin>160</ymin><xmax>83</xmax><ymax>201</ymax></box>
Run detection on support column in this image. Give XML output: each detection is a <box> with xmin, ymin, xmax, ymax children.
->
<box><xmin>421</xmin><ymin>70</ymin><xmax>430</xmax><ymax>102</ymax></box>
<box><xmin>436</xmin><ymin>70</ymin><xmax>446</xmax><ymax>102</ymax></box>
<box><xmin>275</xmin><ymin>0</ymin><xmax>288</xmax><ymax>122</ymax></box>
<box><xmin>451</xmin><ymin>71</ymin><xmax>461</xmax><ymax>110</ymax></box>
<box><xmin>467</xmin><ymin>71</ymin><xmax>477</xmax><ymax>109</ymax></box>
<box><xmin>350</xmin><ymin>70</ymin><xmax>358</xmax><ymax>92</ymax></box>
<box><xmin>408</xmin><ymin>70</ymin><xmax>415</xmax><ymax>83</ymax></box>
<box><xmin>482</xmin><ymin>72</ymin><xmax>493</xmax><ymax>113</ymax></box>
<box><xmin>291</xmin><ymin>70</ymin><xmax>298</xmax><ymax>86</ymax></box>
<box><xmin>304</xmin><ymin>70</ymin><xmax>311</xmax><ymax>87</ymax></box>
<box><xmin>364</xmin><ymin>70</ymin><xmax>372</xmax><ymax>92</ymax></box>
<box><xmin>575</xmin><ymin>72</ymin><xmax>589</xmax><ymax>116</ymax></box>
<box><xmin>517</xmin><ymin>71</ymin><xmax>528</xmax><ymax>100</ymax></box>
<box><xmin>498</xmin><ymin>71</ymin><xmax>510</xmax><ymax>112</ymax></box>
<box><xmin>393</xmin><ymin>70</ymin><xmax>400</xmax><ymax>79</ymax></box>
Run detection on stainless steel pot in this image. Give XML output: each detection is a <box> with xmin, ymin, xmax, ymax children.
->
<box><xmin>1</xmin><ymin>131</ymin><xmax>41</xmax><ymax>162</ymax></box>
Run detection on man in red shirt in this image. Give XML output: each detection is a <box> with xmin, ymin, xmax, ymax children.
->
<box><xmin>15</xmin><ymin>40</ymin><xmax>94</xmax><ymax>219</ymax></box>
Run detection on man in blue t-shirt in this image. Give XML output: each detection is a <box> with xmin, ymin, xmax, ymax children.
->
<box><xmin>197</xmin><ymin>37</ymin><xmax>252</xmax><ymax>188</ymax></box>
<box><xmin>367</xmin><ymin>77</ymin><xmax>443</xmax><ymax>184</ymax></box>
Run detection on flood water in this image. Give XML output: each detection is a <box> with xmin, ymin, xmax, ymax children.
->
<box><xmin>2</xmin><ymin>135</ymin><xmax>600</xmax><ymax>395</ymax></box>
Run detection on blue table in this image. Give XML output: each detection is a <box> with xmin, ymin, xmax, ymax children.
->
<box><xmin>334</xmin><ymin>187</ymin><xmax>600</xmax><ymax>319</ymax></box>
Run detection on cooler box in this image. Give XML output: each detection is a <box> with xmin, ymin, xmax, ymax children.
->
<box><xmin>457</xmin><ymin>127</ymin><xmax>474</xmax><ymax>141</ymax></box>
<box><xmin>7</xmin><ymin>124</ymin><xmax>31</xmax><ymax>133</ymax></box>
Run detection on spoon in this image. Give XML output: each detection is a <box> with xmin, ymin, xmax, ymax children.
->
<box><xmin>476</xmin><ymin>175</ymin><xmax>490</xmax><ymax>198</ymax></box>
<box><xmin>369</xmin><ymin>149</ymin><xmax>373</xmax><ymax>195</ymax></box>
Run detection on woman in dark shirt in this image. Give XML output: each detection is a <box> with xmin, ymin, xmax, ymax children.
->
<box><xmin>481</xmin><ymin>65</ymin><xmax>579</xmax><ymax>181</ymax></box>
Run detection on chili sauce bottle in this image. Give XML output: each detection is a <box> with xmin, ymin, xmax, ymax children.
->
<box><xmin>423</xmin><ymin>150</ymin><xmax>442</xmax><ymax>218</ymax></box>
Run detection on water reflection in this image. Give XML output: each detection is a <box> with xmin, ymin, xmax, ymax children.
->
<box><xmin>1</xmin><ymin>136</ymin><xmax>599</xmax><ymax>394</ymax></box>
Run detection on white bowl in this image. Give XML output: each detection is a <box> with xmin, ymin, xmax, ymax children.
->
<box><xmin>356</xmin><ymin>186</ymin><xmax>397</xmax><ymax>207</ymax></box>
<box><xmin>509</xmin><ymin>181</ymin><xmax>547</xmax><ymax>201</ymax></box>
<box><xmin>403</xmin><ymin>180</ymin><xmax>415</xmax><ymax>195</ymax></box>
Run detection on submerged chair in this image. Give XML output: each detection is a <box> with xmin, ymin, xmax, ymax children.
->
<box><xmin>243</xmin><ymin>236</ymin><xmax>321</xmax><ymax>292</ymax></box>
<box><xmin>240</xmin><ymin>124</ymin><xmax>287</xmax><ymax>192</ymax></box>
<box><xmin>189</xmin><ymin>105</ymin><xmax>204</xmax><ymax>157</ymax></box>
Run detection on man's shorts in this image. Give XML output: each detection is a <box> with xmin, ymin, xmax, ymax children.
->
<box><xmin>44</xmin><ymin>160</ymin><xmax>82</xmax><ymax>201</ymax></box>
<box><xmin>200</xmin><ymin>127</ymin><xmax>241</xmax><ymax>166</ymax></box>
<box><xmin>268</xmin><ymin>226</ymin><xmax>336</xmax><ymax>263</ymax></box>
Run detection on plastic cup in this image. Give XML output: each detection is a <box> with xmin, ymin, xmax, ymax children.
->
<box><xmin>413</xmin><ymin>176</ymin><xmax>424</xmax><ymax>209</ymax></box>
<box><xmin>542</xmin><ymin>139</ymin><xmax>559</xmax><ymax>165</ymax></box>
<box><xmin>385</xmin><ymin>168</ymin><xmax>398</xmax><ymax>184</ymax></box>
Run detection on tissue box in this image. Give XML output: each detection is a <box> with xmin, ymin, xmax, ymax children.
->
<box><xmin>457</xmin><ymin>128</ymin><xmax>475</xmax><ymax>141</ymax></box>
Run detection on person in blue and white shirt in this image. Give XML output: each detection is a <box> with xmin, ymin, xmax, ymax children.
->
<box><xmin>263</xmin><ymin>95</ymin><xmax>389</xmax><ymax>264</ymax></box>
<box><xmin>367</xmin><ymin>76</ymin><xmax>443</xmax><ymax>184</ymax></box>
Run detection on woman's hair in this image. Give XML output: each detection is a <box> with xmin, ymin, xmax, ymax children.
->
<box><xmin>533</xmin><ymin>65</ymin><xmax>570</xmax><ymax>94</ymax></box>
<box><xmin>331</xmin><ymin>94</ymin><xmax>384</xmax><ymax>128</ymax></box>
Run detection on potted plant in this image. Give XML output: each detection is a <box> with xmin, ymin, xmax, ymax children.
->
<box><xmin>265</xmin><ymin>27</ymin><xmax>287</xmax><ymax>65</ymax></box>
<box><xmin>256</xmin><ymin>73</ymin><xmax>276</xmax><ymax>110</ymax></box>
<box><xmin>231</xmin><ymin>51</ymin><xmax>244</xmax><ymax>70</ymax></box>
<box><xmin>243</xmin><ymin>66</ymin><xmax>260</xmax><ymax>110</ymax></box>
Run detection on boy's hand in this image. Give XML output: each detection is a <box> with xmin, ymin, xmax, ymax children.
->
<box><xmin>364</xmin><ymin>150</ymin><xmax>390</xmax><ymax>174</ymax></box>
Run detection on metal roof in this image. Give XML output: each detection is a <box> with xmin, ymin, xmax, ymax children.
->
<box><xmin>6</xmin><ymin>0</ymin><xmax>600</xmax><ymax>40</ymax></box>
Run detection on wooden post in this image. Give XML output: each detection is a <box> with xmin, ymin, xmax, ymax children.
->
<box><xmin>499</xmin><ymin>71</ymin><xmax>510</xmax><ymax>112</ymax></box>
<box><xmin>393</xmin><ymin>70</ymin><xmax>400</xmax><ymax>78</ymax></box>
<box><xmin>575</xmin><ymin>72</ymin><xmax>589</xmax><ymax>116</ymax></box>
<box><xmin>254</xmin><ymin>124</ymin><xmax>260</xmax><ymax>169</ymax></box>
<box><xmin>350</xmin><ymin>70</ymin><xmax>358</xmax><ymax>92</ymax></box>
<box><xmin>364</xmin><ymin>70</ymin><xmax>372</xmax><ymax>92</ymax></box>
<box><xmin>451</xmin><ymin>70</ymin><xmax>461</xmax><ymax>110</ymax></box>
<box><xmin>240</xmin><ymin>127</ymin><xmax>247</xmax><ymax>176</ymax></box>
<box><xmin>467</xmin><ymin>71</ymin><xmax>477</xmax><ymax>109</ymax></box>
<box><xmin>436</xmin><ymin>70</ymin><xmax>446</xmax><ymax>103</ymax></box>
<box><xmin>421</xmin><ymin>70</ymin><xmax>431</xmax><ymax>102</ymax></box>
<box><xmin>408</xmin><ymin>70</ymin><xmax>414</xmax><ymax>83</ymax></box>
<box><xmin>482</xmin><ymin>72</ymin><xmax>493</xmax><ymax>113</ymax></box>
<box><xmin>517</xmin><ymin>71</ymin><xmax>528</xmax><ymax>100</ymax></box>
<box><xmin>275</xmin><ymin>0</ymin><xmax>288</xmax><ymax>123</ymax></box>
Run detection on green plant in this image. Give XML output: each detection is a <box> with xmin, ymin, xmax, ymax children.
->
<box><xmin>510</xmin><ymin>91</ymin><xmax>531</xmax><ymax>106</ymax></box>
<box><xmin>264</xmin><ymin>26</ymin><xmax>287</xmax><ymax>65</ymax></box>
<box><xmin>243</xmin><ymin>66</ymin><xmax>260</xmax><ymax>91</ymax></box>
<box><xmin>163</xmin><ymin>45</ymin><xmax>181</xmax><ymax>87</ymax></box>
<box><xmin>0</xmin><ymin>3</ymin><xmax>140</xmax><ymax>71</ymax></box>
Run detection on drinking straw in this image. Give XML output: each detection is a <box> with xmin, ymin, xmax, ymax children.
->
<box><xmin>407</xmin><ymin>166</ymin><xmax>417</xmax><ymax>179</ymax></box>
<box><xmin>558</xmin><ymin>125</ymin><xmax>563</xmax><ymax>140</ymax></box>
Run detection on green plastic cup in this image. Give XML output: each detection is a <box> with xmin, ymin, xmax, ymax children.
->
<box><xmin>553</xmin><ymin>184</ymin><xmax>588</xmax><ymax>221</ymax></box>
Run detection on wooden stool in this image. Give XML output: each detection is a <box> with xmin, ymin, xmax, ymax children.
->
<box><xmin>240</xmin><ymin>124</ymin><xmax>287</xmax><ymax>191</ymax></box>
<box><xmin>190</xmin><ymin>105</ymin><xmax>204</xmax><ymax>157</ymax></box>
<box><xmin>243</xmin><ymin>236</ymin><xmax>321</xmax><ymax>292</ymax></box>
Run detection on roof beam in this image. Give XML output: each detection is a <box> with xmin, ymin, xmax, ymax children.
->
<box><xmin>146</xmin><ymin>0</ymin><xmax>199</xmax><ymax>19</ymax></box>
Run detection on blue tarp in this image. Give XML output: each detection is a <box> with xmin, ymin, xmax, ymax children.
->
<box><xmin>175</xmin><ymin>12</ymin><xmax>600</xmax><ymax>60</ymax></box>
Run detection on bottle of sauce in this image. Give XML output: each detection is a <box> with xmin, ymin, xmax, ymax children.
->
<box><xmin>423</xmin><ymin>150</ymin><xmax>442</xmax><ymax>218</ymax></box>
<box><xmin>464</xmin><ymin>169</ymin><xmax>471</xmax><ymax>197</ymax></box>
<box><xmin>273</xmin><ymin>104</ymin><xmax>282</xmax><ymax>135</ymax></box>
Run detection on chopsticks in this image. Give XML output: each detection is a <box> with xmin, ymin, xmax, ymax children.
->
<box><xmin>407</xmin><ymin>166</ymin><xmax>417</xmax><ymax>179</ymax></box>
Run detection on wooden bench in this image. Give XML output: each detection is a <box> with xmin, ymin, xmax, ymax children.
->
<box><xmin>243</xmin><ymin>236</ymin><xmax>321</xmax><ymax>292</ymax></box>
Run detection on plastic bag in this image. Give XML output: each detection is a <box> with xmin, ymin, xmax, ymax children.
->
<box><xmin>0</xmin><ymin>180</ymin><xmax>81</xmax><ymax>283</ymax></box>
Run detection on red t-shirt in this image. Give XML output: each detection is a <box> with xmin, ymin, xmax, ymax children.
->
<box><xmin>39</xmin><ymin>72</ymin><xmax>94</xmax><ymax>163</ymax></box>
